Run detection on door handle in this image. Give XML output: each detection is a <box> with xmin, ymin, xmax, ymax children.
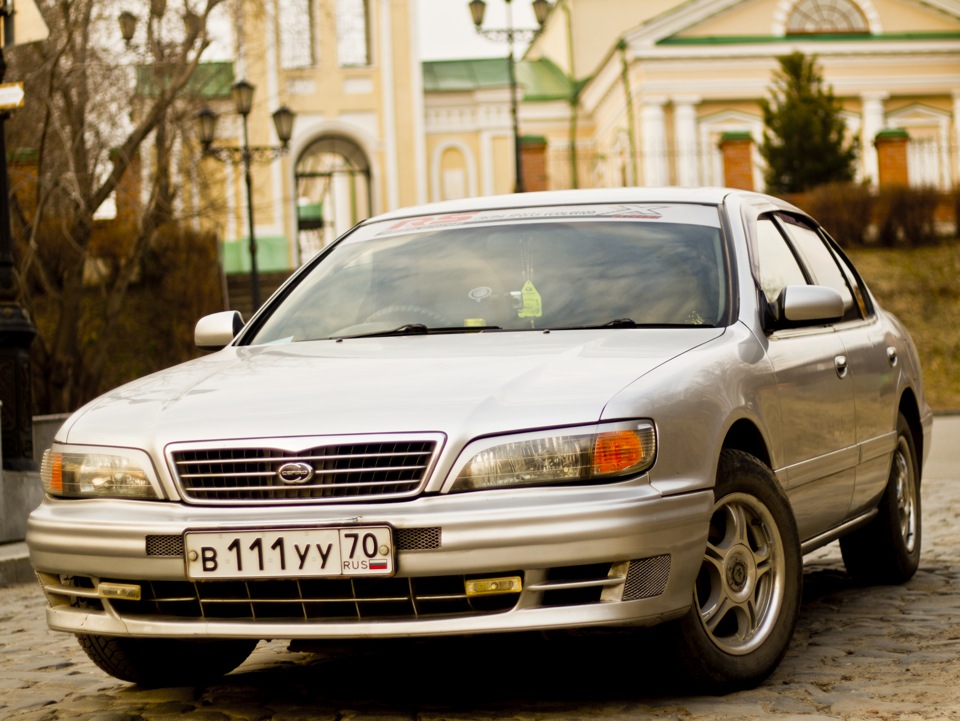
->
<box><xmin>835</xmin><ymin>355</ymin><xmax>848</xmax><ymax>379</ymax></box>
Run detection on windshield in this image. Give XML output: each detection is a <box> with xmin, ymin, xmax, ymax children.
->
<box><xmin>248</xmin><ymin>203</ymin><xmax>730</xmax><ymax>344</ymax></box>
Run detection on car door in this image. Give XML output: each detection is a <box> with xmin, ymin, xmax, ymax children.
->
<box><xmin>754</xmin><ymin>215</ymin><xmax>857</xmax><ymax>541</ymax></box>
<box><xmin>776</xmin><ymin>216</ymin><xmax>899</xmax><ymax>517</ymax></box>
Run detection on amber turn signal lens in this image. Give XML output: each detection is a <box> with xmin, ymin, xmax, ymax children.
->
<box><xmin>42</xmin><ymin>451</ymin><xmax>64</xmax><ymax>493</ymax></box>
<box><xmin>593</xmin><ymin>430</ymin><xmax>644</xmax><ymax>475</ymax></box>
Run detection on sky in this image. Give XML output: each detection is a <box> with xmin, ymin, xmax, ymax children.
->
<box><xmin>416</xmin><ymin>0</ymin><xmax>540</xmax><ymax>60</ymax></box>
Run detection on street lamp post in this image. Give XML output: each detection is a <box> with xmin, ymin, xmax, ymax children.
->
<box><xmin>0</xmin><ymin>33</ymin><xmax>37</xmax><ymax>471</ymax></box>
<box><xmin>197</xmin><ymin>83</ymin><xmax>295</xmax><ymax>311</ymax></box>
<box><xmin>469</xmin><ymin>0</ymin><xmax>550</xmax><ymax>193</ymax></box>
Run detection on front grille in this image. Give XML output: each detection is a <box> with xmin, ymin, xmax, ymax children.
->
<box><xmin>105</xmin><ymin>574</ymin><xmax>521</xmax><ymax>621</ymax></box>
<box><xmin>169</xmin><ymin>436</ymin><xmax>441</xmax><ymax>504</ymax></box>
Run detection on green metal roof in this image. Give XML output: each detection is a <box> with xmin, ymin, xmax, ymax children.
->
<box><xmin>136</xmin><ymin>61</ymin><xmax>234</xmax><ymax>99</ymax></box>
<box><xmin>423</xmin><ymin>56</ymin><xmax>575</xmax><ymax>102</ymax></box>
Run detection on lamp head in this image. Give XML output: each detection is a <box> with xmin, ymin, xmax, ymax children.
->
<box><xmin>231</xmin><ymin>80</ymin><xmax>255</xmax><ymax>117</ymax></box>
<box><xmin>197</xmin><ymin>108</ymin><xmax>218</xmax><ymax>150</ymax></box>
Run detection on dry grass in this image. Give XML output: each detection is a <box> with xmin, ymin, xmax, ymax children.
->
<box><xmin>847</xmin><ymin>243</ymin><xmax>960</xmax><ymax>412</ymax></box>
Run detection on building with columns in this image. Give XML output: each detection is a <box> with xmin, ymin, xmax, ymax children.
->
<box><xmin>517</xmin><ymin>0</ymin><xmax>960</xmax><ymax>194</ymax></box>
<box><xmin>202</xmin><ymin>0</ymin><xmax>959</xmax><ymax>281</ymax></box>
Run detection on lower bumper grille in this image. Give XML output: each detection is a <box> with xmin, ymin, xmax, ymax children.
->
<box><xmin>39</xmin><ymin>555</ymin><xmax>671</xmax><ymax>625</ymax></box>
<box><xmin>110</xmin><ymin>574</ymin><xmax>521</xmax><ymax>621</ymax></box>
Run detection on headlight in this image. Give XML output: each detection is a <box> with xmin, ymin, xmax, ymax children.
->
<box><xmin>41</xmin><ymin>448</ymin><xmax>160</xmax><ymax>500</ymax></box>
<box><xmin>450</xmin><ymin>422</ymin><xmax>656</xmax><ymax>492</ymax></box>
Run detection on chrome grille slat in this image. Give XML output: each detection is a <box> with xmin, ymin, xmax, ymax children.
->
<box><xmin>175</xmin><ymin>451</ymin><xmax>430</xmax><ymax>467</ymax></box>
<box><xmin>185</xmin><ymin>478</ymin><xmax>427</xmax><ymax>494</ymax></box>
<box><xmin>178</xmin><ymin>471</ymin><xmax>277</xmax><ymax>479</ymax></box>
<box><xmin>169</xmin><ymin>436</ymin><xmax>441</xmax><ymax>505</ymax></box>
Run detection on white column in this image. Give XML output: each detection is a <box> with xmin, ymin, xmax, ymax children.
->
<box><xmin>380</xmin><ymin>0</ymin><xmax>400</xmax><ymax>210</ymax></box>
<box><xmin>409</xmin><ymin>0</ymin><xmax>429</xmax><ymax>205</ymax></box>
<box><xmin>860</xmin><ymin>92</ymin><xmax>888</xmax><ymax>186</ymax></box>
<box><xmin>641</xmin><ymin>97</ymin><xmax>668</xmax><ymax>187</ymax></box>
<box><xmin>673</xmin><ymin>96</ymin><xmax>701</xmax><ymax>187</ymax></box>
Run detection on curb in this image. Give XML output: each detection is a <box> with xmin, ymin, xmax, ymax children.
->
<box><xmin>0</xmin><ymin>542</ymin><xmax>34</xmax><ymax>587</ymax></box>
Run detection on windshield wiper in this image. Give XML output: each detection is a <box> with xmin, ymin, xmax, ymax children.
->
<box><xmin>545</xmin><ymin>319</ymin><xmax>716</xmax><ymax>331</ymax></box>
<box><xmin>334</xmin><ymin>324</ymin><xmax>503</xmax><ymax>340</ymax></box>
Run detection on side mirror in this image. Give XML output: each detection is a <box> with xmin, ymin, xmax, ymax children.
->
<box><xmin>770</xmin><ymin>285</ymin><xmax>844</xmax><ymax>328</ymax></box>
<box><xmin>195</xmin><ymin>311</ymin><xmax>245</xmax><ymax>351</ymax></box>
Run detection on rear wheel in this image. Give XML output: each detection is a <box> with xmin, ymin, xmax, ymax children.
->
<box><xmin>840</xmin><ymin>413</ymin><xmax>921</xmax><ymax>584</ymax></box>
<box><xmin>77</xmin><ymin>634</ymin><xmax>258</xmax><ymax>686</ymax></box>
<box><xmin>671</xmin><ymin>449</ymin><xmax>802</xmax><ymax>694</ymax></box>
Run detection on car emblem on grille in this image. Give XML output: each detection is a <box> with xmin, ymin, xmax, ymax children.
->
<box><xmin>277</xmin><ymin>462</ymin><xmax>315</xmax><ymax>485</ymax></box>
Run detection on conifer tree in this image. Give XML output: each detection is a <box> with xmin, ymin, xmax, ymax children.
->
<box><xmin>760</xmin><ymin>52</ymin><xmax>858</xmax><ymax>193</ymax></box>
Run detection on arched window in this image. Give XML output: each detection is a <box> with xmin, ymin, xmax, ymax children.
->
<box><xmin>786</xmin><ymin>0</ymin><xmax>868</xmax><ymax>34</ymax></box>
<box><xmin>295</xmin><ymin>135</ymin><xmax>372</xmax><ymax>263</ymax></box>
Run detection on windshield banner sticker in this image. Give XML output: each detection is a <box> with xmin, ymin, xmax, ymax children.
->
<box><xmin>374</xmin><ymin>203</ymin><xmax>719</xmax><ymax>237</ymax></box>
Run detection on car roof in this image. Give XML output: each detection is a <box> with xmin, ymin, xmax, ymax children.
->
<box><xmin>365</xmin><ymin>187</ymin><xmax>793</xmax><ymax>224</ymax></box>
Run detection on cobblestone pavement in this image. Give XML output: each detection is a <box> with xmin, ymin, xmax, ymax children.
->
<box><xmin>1</xmin><ymin>419</ymin><xmax>957</xmax><ymax>721</ymax></box>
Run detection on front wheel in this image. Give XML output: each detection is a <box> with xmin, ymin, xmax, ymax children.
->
<box><xmin>77</xmin><ymin>634</ymin><xmax>258</xmax><ymax>686</ymax></box>
<box><xmin>670</xmin><ymin>449</ymin><xmax>802</xmax><ymax>694</ymax></box>
<box><xmin>840</xmin><ymin>413</ymin><xmax>921</xmax><ymax>584</ymax></box>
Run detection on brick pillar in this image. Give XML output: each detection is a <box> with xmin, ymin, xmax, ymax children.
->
<box><xmin>874</xmin><ymin>129</ymin><xmax>910</xmax><ymax>187</ymax></box>
<box><xmin>520</xmin><ymin>136</ymin><xmax>548</xmax><ymax>192</ymax></box>
<box><xmin>718</xmin><ymin>132</ymin><xmax>755</xmax><ymax>191</ymax></box>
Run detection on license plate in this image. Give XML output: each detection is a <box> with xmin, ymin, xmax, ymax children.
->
<box><xmin>184</xmin><ymin>526</ymin><xmax>394</xmax><ymax>580</ymax></box>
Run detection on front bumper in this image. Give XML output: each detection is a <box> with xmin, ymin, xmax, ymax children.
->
<box><xmin>28</xmin><ymin>482</ymin><xmax>713</xmax><ymax>639</ymax></box>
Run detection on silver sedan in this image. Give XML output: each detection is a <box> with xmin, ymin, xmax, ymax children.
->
<box><xmin>27</xmin><ymin>187</ymin><xmax>932</xmax><ymax>693</ymax></box>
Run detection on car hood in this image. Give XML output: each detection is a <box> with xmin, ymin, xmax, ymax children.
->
<box><xmin>61</xmin><ymin>328</ymin><xmax>724</xmax><ymax>449</ymax></box>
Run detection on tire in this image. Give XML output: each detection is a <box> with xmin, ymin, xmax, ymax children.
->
<box><xmin>840</xmin><ymin>413</ymin><xmax>921</xmax><ymax>584</ymax></box>
<box><xmin>671</xmin><ymin>449</ymin><xmax>802</xmax><ymax>694</ymax></box>
<box><xmin>77</xmin><ymin>634</ymin><xmax>258</xmax><ymax>686</ymax></box>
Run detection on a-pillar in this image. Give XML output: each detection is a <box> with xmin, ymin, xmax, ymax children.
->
<box><xmin>718</xmin><ymin>131</ymin><xmax>755</xmax><ymax>191</ymax></box>
<box><xmin>874</xmin><ymin>128</ymin><xmax>910</xmax><ymax>187</ymax></box>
